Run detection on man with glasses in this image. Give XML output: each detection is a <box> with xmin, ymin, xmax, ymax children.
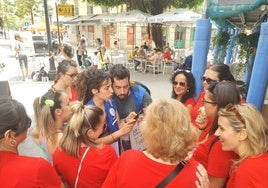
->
<box><xmin>109</xmin><ymin>64</ymin><xmax>152</xmax><ymax>151</ymax></box>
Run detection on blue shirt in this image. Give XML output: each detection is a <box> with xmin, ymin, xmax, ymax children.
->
<box><xmin>86</xmin><ymin>99</ymin><xmax>119</xmax><ymax>133</ymax></box>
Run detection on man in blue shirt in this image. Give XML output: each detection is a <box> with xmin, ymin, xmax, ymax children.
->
<box><xmin>110</xmin><ymin>64</ymin><xmax>152</xmax><ymax>151</ymax></box>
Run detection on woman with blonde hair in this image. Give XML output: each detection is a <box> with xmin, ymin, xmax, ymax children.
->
<box><xmin>35</xmin><ymin>90</ymin><xmax>71</xmax><ymax>162</ymax></box>
<box><xmin>53</xmin><ymin>102</ymin><xmax>117</xmax><ymax>187</ymax></box>
<box><xmin>103</xmin><ymin>98</ymin><xmax>209</xmax><ymax>188</ymax></box>
<box><xmin>216</xmin><ymin>103</ymin><xmax>268</xmax><ymax>188</ymax></box>
<box><xmin>97</xmin><ymin>45</ymin><xmax>110</xmax><ymax>70</ymax></box>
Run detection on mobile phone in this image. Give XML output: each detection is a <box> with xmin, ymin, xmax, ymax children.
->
<box><xmin>134</xmin><ymin>110</ymin><xmax>143</xmax><ymax>120</ymax></box>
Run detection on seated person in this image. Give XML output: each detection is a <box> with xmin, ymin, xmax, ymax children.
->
<box><xmin>182</xmin><ymin>54</ymin><xmax>192</xmax><ymax>71</ymax></box>
<box><xmin>141</xmin><ymin>42</ymin><xmax>149</xmax><ymax>51</ymax></box>
<box><xmin>134</xmin><ymin>46</ymin><xmax>147</xmax><ymax>70</ymax></box>
<box><xmin>128</xmin><ymin>46</ymin><xmax>140</xmax><ymax>71</ymax></box>
<box><xmin>163</xmin><ymin>47</ymin><xmax>179</xmax><ymax>71</ymax></box>
<box><xmin>148</xmin><ymin>48</ymin><xmax>162</xmax><ymax>65</ymax></box>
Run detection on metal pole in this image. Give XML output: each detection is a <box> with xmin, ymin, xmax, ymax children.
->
<box><xmin>44</xmin><ymin>0</ymin><xmax>52</xmax><ymax>52</ymax></box>
<box><xmin>44</xmin><ymin>0</ymin><xmax>56</xmax><ymax>80</ymax></box>
<box><xmin>55</xmin><ymin>1</ymin><xmax>61</xmax><ymax>44</ymax></box>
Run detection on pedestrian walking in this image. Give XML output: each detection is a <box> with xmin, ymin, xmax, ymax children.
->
<box><xmin>14</xmin><ymin>33</ymin><xmax>28</xmax><ymax>81</ymax></box>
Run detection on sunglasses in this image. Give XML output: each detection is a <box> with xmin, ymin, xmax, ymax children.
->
<box><xmin>66</xmin><ymin>72</ymin><xmax>78</xmax><ymax>78</ymax></box>
<box><xmin>225</xmin><ymin>103</ymin><xmax>246</xmax><ymax>125</ymax></box>
<box><xmin>172</xmin><ymin>81</ymin><xmax>186</xmax><ymax>87</ymax></box>
<box><xmin>201</xmin><ymin>76</ymin><xmax>217</xmax><ymax>84</ymax></box>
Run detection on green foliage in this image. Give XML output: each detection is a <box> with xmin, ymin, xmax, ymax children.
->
<box><xmin>84</xmin><ymin>0</ymin><xmax>202</xmax><ymax>14</ymax></box>
<box><xmin>0</xmin><ymin>17</ymin><xmax>3</xmax><ymax>28</ymax></box>
<box><xmin>15</xmin><ymin>0</ymin><xmax>36</xmax><ymax>17</ymax></box>
<box><xmin>234</xmin><ymin>32</ymin><xmax>259</xmax><ymax>63</ymax></box>
<box><xmin>84</xmin><ymin>0</ymin><xmax>125</xmax><ymax>7</ymax></box>
<box><xmin>212</xmin><ymin>31</ymin><xmax>230</xmax><ymax>48</ymax></box>
<box><xmin>212</xmin><ymin>31</ymin><xmax>230</xmax><ymax>63</ymax></box>
<box><xmin>172</xmin><ymin>0</ymin><xmax>203</xmax><ymax>9</ymax></box>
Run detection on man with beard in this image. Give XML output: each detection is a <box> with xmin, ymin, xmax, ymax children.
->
<box><xmin>110</xmin><ymin>64</ymin><xmax>152</xmax><ymax>151</ymax></box>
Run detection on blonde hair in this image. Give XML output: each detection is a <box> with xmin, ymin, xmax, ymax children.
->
<box><xmin>39</xmin><ymin>90</ymin><xmax>65</xmax><ymax>146</ymax></box>
<box><xmin>141</xmin><ymin>98</ymin><xmax>197</xmax><ymax>163</ymax></box>
<box><xmin>59</xmin><ymin>101</ymin><xmax>104</xmax><ymax>157</ymax></box>
<box><xmin>218</xmin><ymin>103</ymin><xmax>268</xmax><ymax>171</ymax></box>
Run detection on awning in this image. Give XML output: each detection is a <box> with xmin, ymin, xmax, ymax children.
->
<box><xmin>148</xmin><ymin>9</ymin><xmax>201</xmax><ymax>25</ymax></box>
<box><xmin>103</xmin><ymin>10</ymin><xmax>151</xmax><ymax>23</ymax></box>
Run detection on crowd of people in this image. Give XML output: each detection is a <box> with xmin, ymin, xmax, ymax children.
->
<box><xmin>1</xmin><ymin>34</ymin><xmax>268</xmax><ymax>187</ymax></box>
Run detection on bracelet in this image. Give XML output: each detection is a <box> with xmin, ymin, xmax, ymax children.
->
<box><xmin>110</xmin><ymin>133</ymin><xmax>116</xmax><ymax>142</ymax></box>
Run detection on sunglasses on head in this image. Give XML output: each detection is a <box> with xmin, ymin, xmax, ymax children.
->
<box><xmin>201</xmin><ymin>76</ymin><xmax>217</xmax><ymax>84</ymax></box>
<box><xmin>225</xmin><ymin>103</ymin><xmax>246</xmax><ymax>125</ymax></box>
<box><xmin>172</xmin><ymin>81</ymin><xmax>186</xmax><ymax>87</ymax></box>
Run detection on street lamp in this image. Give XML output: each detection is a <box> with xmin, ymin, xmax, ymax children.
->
<box><xmin>44</xmin><ymin>0</ymin><xmax>56</xmax><ymax>80</ymax></box>
<box><xmin>55</xmin><ymin>0</ymin><xmax>61</xmax><ymax>44</ymax></box>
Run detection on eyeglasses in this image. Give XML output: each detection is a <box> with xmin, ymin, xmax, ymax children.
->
<box><xmin>172</xmin><ymin>81</ymin><xmax>186</xmax><ymax>87</ymax></box>
<box><xmin>201</xmin><ymin>76</ymin><xmax>218</xmax><ymax>85</ymax></box>
<box><xmin>202</xmin><ymin>99</ymin><xmax>217</xmax><ymax>105</ymax></box>
<box><xmin>66</xmin><ymin>72</ymin><xmax>78</xmax><ymax>78</ymax></box>
<box><xmin>225</xmin><ymin>103</ymin><xmax>245</xmax><ymax>125</ymax></box>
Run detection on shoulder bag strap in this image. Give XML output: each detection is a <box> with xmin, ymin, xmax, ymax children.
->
<box><xmin>155</xmin><ymin>160</ymin><xmax>186</xmax><ymax>188</ymax></box>
<box><xmin>74</xmin><ymin>147</ymin><xmax>90</xmax><ymax>188</ymax></box>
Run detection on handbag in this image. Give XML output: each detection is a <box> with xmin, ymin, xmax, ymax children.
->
<box><xmin>155</xmin><ymin>160</ymin><xmax>186</xmax><ymax>188</ymax></box>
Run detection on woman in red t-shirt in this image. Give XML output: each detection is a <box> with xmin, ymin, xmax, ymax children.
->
<box><xmin>216</xmin><ymin>103</ymin><xmax>268</xmax><ymax>188</ymax></box>
<box><xmin>192</xmin><ymin>81</ymin><xmax>241</xmax><ymax>188</ymax></box>
<box><xmin>0</xmin><ymin>99</ymin><xmax>63</xmax><ymax>187</ymax></box>
<box><xmin>170</xmin><ymin>69</ymin><xmax>195</xmax><ymax>112</ymax></box>
<box><xmin>103</xmin><ymin>99</ymin><xmax>209</xmax><ymax>188</ymax></box>
<box><xmin>53</xmin><ymin>102</ymin><xmax>118</xmax><ymax>187</ymax></box>
<box><xmin>191</xmin><ymin>63</ymin><xmax>235</xmax><ymax>141</ymax></box>
<box><xmin>51</xmin><ymin>59</ymin><xmax>79</xmax><ymax>102</ymax></box>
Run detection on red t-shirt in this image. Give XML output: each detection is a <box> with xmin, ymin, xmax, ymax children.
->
<box><xmin>184</xmin><ymin>97</ymin><xmax>195</xmax><ymax>108</ymax></box>
<box><xmin>190</xmin><ymin>91</ymin><xmax>214</xmax><ymax>141</ymax></box>
<box><xmin>102</xmin><ymin>150</ymin><xmax>200</xmax><ymax>188</ymax></box>
<box><xmin>191</xmin><ymin>91</ymin><xmax>205</xmax><ymax>121</ymax></box>
<box><xmin>70</xmin><ymin>85</ymin><xmax>78</xmax><ymax>102</ymax></box>
<box><xmin>163</xmin><ymin>52</ymin><xmax>173</xmax><ymax>61</ymax></box>
<box><xmin>0</xmin><ymin>151</ymin><xmax>61</xmax><ymax>187</ymax></box>
<box><xmin>227</xmin><ymin>153</ymin><xmax>268</xmax><ymax>188</ymax></box>
<box><xmin>53</xmin><ymin>145</ymin><xmax>117</xmax><ymax>188</ymax></box>
<box><xmin>192</xmin><ymin>135</ymin><xmax>238</xmax><ymax>178</ymax></box>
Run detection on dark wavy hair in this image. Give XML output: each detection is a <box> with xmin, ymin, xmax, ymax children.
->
<box><xmin>75</xmin><ymin>69</ymin><xmax>111</xmax><ymax>104</ymax></box>
<box><xmin>208</xmin><ymin>63</ymin><xmax>235</xmax><ymax>82</ymax></box>
<box><xmin>109</xmin><ymin>64</ymin><xmax>130</xmax><ymax>83</ymax></box>
<box><xmin>170</xmin><ymin>70</ymin><xmax>195</xmax><ymax>103</ymax></box>
<box><xmin>55</xmin><ymin>59</ymin><xmax>77</xmax><ymax>83</ymax></box>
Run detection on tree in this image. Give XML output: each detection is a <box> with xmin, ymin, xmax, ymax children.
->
<box><xmin>15</xmin><ymin>0</ymin><xmax>43</xmax><ymax>25</ymax></box>
<box><xmin>84</xmin><ymin>0</ymin><xmax>202</xmax><ymax>49</ymax></box>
